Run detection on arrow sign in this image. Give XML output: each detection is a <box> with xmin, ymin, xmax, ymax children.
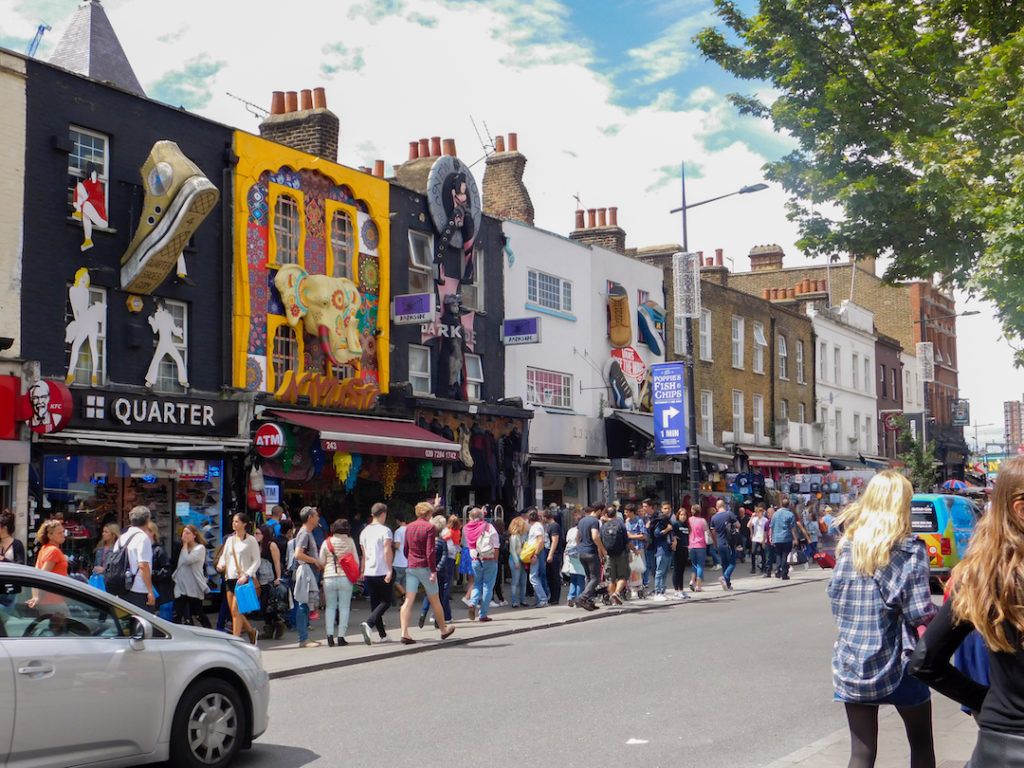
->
<box><xmin>662</xmin><ymin>406</ymin><xmax>679</xmax><ymax>429</ymax></box>
<box><xmin>650</xmin><ymin>362</ymin><xmax>687</xmax><ymax>456</ymax></box>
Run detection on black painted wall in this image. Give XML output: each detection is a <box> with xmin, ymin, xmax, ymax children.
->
<box><xmin>22</xmin><ymin>61</ymin><xmax>233</xmax><ymax>393</ymax></box>
<box><xmin>388</xmin><ymin>183</ymin><xmax>507</xmax><ymax>402</ymax></box>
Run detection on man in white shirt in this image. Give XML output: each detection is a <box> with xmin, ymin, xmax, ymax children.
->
<box><xmin>358</xmin><ymin>503</ymin><xmax>393</xmax><ymax>645</ymax></box>
<box><xmin>748</xmin><ymin>505</ymin><xmax>769</xmax><ymax>575</ymax></box>
<box><xmin>118</xmin><ymin>505</ymin><xmax>155</xmax><ymax>611</ymax></box>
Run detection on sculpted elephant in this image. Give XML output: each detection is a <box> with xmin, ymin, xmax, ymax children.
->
<box><xmin>274</xmin><ymin>264</ymin><xmax>362</xmax><ymax>366</ymax></box>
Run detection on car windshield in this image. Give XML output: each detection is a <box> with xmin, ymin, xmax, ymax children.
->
<box><xmin>910</xmin><ymin>501</ymin><xmax>938</xmax><ymax>533</ymax></box>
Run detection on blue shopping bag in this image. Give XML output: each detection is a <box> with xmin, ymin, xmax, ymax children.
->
<box><xmin>88</xmin><ymin>573</ymin><xmax>107</xmax><ymax>592</ymax></box>
<box><xmin>234</xmin><ymin>580</ymin><xmax>260</xmax><ymax>614</ymax></box>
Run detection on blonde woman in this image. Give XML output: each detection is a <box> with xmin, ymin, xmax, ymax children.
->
<box><xmin>827</xmin><ymin>470</ymin><xmax>936</xmax><ymax>768</ymax></box>
<box><xmin>92</xmin><ymin>522</ymin><xmax>120</xmax><ymax>574</ymax></box>
<box><xmin>507</xmin><ymin>515</ymin><xmax>529</xmax><ymax>607</ymax></box>
<box><xmin>26</xmin><ymin>519</ymin><xmax>68</xmax><ymax>610</ymax></box>
<box><xmin>911</xmin><ymin>457</ymin><xmax>1024</xmax><ymax>766</ymax></box>
<box><xmin>216</xmin><ymin>512</ymin><xmax>261</xmax><ymax>644</ymax></box>
<box><xmin>173</xmin><ymin>524</ymin><xmax>210</xmax><ymax>627</ymax></box>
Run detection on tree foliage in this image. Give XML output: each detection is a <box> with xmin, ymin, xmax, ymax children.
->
<box><xmin>696</xmin><ymin>1</ymin><xmax>1024</xmax><ymax>363</ymax></box>
<box><xmin>894</xmin><ymin>415</ymin><xmax>937</xmax><ymax>491</ymax></box>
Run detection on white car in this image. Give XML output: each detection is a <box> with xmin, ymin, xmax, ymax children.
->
<box><xmin>0</xmin><ymin>562</ymin><xmax>269</xmax><ymax>768</ymax></box>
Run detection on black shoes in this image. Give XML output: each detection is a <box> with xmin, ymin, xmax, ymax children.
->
<box><xmin>418</xmin><ymin>613</ymin><xmax>426</xmax><ymax>629</ymax></box>
<box><xmin>327</xmin><ymin>635</ymin><xmax>335</xmax><ymax>647</ymax></box>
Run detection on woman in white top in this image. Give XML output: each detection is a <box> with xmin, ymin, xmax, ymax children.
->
<box><xmin>173</xmin><ymin>524</ymin><xmax>210</xmax><ymax>627</ymax></box>
<box><xmin>561</xmin><ymin>510</ymin><xmax>586</xmax><ymax>607</ymax></box>
<box><xmin>216</xmin><ymin>512</ymin><xmax>261</xmax><ymax>644</ymax></box>
<box><xmin>319</xmin><ymin>519</ymin><xmax>359</xmax><ymax>647</ymax></box>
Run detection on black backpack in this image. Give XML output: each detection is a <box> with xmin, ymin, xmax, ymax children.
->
<box><xmin>103</xmin><ymin>531</ymin><xmax>142</xmax><ymax>596</ymax></box>
<box><xmin>600</xmin><ymin>520</ymin><xmax>626</xmax><ymax>555</ymax></box>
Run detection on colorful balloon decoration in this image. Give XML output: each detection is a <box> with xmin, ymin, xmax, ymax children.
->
<box><xmin>345</xmin><ymin>454</ymin><xmax>362</xmax><ymax>492</ymax></box>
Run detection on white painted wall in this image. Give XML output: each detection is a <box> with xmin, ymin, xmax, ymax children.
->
<box><xmin>901</xmin><ymin>351</ymin><xmax>923</xmax><ymax>416</ymax></box>
<box><xmin>809</xmin><ymin>301</ymin><xmax>879</xmax><ymax>457</ymax></box>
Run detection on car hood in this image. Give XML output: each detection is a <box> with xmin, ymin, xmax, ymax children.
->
<box><xmin>181</xmin><ymin>625</ymin><xmax>247</xmax><ymax>644</ymax></box>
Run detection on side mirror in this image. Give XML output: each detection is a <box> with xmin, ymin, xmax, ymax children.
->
<box><xmin>129</xmin><ymin>615</ymin><xmax>153</xmax><ymax>649</ymax></box>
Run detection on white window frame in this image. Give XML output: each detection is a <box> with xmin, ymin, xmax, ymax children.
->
<box><xmin>834</xmin><ymin>408</ymin><xmax>843</xmax><ymax>449</ymax></box>
<box><xmin>798</xmin><ymin>402</ymin><xmax>806</xmax><ymax>425</ymax></box>
<box><xmin>796</xmin><ymin>341</ymin><xmax>805</xmax><ymax>384</ymax></box>
<box><xmin>700</xmin><ymin>389</ymin><xmax>714</xmax><ymax>443</ymax></box>
<box><xmin>752</xmin><ymin>322</ymin><xmax>766</xmax><ymax>374</ymax></box>
<box><xmin>891</xmin><ymin>369</ymin><xmax>898</xmax><ymax>401</ymax></box>
<box><xmin>465</xmin><ymin>353</ymin><xmax>484</xmax><ymax>401</ymax></box>
<box><xmin>461</xmin><ymin>244</ymin><xmax>485</xmax><ymax>312</ymax></box>
<box><xmin>408</xmin><ymin>231</ymin><xmax>433</xmax><ymax>294</ymax></box>
<box><xmin>68</xmin><ymin>125</ymin><xmax>109</xmax><ymax>219</ymax></box>
<box><xmin>731</xmin><ymin>316</ymin><xmax>744</xmax><ymax>369</ymax></box>
<box><xmin>409</xmin><ymin>344</ymin><xmax>432</xmax><ymax>395</ymax></box>
<box><xmin>528</xmin><ymin>270</ymin><xmax>572</xmax><ymax>313</ymax></box>
<box><xmin>778</xmin><ymin>334</ymin><xmax>789</xmax><ymax>380</ymax></box>
<box><xmin>819</xmin><ymin>341</ymin><xmax>828</xmax><ymax>381</ymax></box>
<box><xmin>853</xmin><ymin>413</ymin><xmax>861</xmax><ymax>450</ymax></box>
<box><xmin>272</xmin><ymin>194</ymin><xmax>301</xmax><ymax>265</ymax></box>
<box><xmin>699</xmin><ymin>309</ymin><xmax>712</xmax><ymax>361</ymax></box>
<box><xmin>753</xmin><ymin>394</ymin><xmax>764</xmax><ymax>442</ymax></box>
<box><xmin>526</xmin><ymin>367</ymin><xmax>572</xmax><ymax>409</ymax></box>
<box><xmin>64</xmin><ymin>285</ymin><xmax>107</xmax><ymax>386</ymax></box>
<box><xmin>329</xmin><ymin>208</ymin><xmax>355</xmax><ymax>280</ymax></box>
<box><xmin>852</xmin><ymin>353</ymin><xmax>860</xmax><ymax>390</ymax></box>
<box><xmin>732</xmin><ymin>389</ymin><xmax>745</xmax><ymax>437</ymax></box>
<box><xmin>863</xmin><ymin>357</ymin><xmax>872</xmax><ymax>395</ymax></box>
<box><xmin>833</xmin><ymin>347</ymin><xmax>841</xmax><ymax>385</ymax></box>
<box><xmin>779</xmin><ymin>398</ymin><xmax>789</xmax><ymax>422</ymax></box>
<box><xmin>153</xmin><ymin>299</ymin><xmax>188</xmax><ymax>394</ymax></box>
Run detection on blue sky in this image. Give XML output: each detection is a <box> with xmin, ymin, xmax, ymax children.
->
<box><xmin>0</xmin><ymin>0</ymin><xmax>1019</xmax><ymax>436</ymax></box>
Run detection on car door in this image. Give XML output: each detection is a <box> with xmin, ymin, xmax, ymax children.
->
<box><xmin>0</xmin><ymin>624</ymin><xmax>14</xmax><ymax>767</ymax></box>
<box><xmin>0</xmin><ymin>574</ymin><xmax>166</xmax><ymax>768</ymax></box>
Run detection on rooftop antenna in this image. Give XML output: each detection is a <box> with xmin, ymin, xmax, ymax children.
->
<box><xmin>226</xmin><ymin>92</ymin><xmax>269</xmax><ymax>121</ymax></box>
<box><xmin>573</xmin><ymin>192</ymin><xmax>582</xmax><ymax>209</ymax></box>
<box><xmin>26</xmin><ymin>23</ymin><xmax>50</xmax><ymax>57</ymax></box>
<box><xmin>465</xmin><ymin>115</ymin><xmax>495</xmax><ymax>170</ymax></box>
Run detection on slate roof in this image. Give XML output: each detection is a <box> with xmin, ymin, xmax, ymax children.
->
<box><xmin>49</xmin><ymin>0</ymin><xmax>145</xmax><ymax>97</ymax></box>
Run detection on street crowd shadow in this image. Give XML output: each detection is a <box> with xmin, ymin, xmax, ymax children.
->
<box><xmin>232</xmin><ymin>744</ymin><xmax>320</xmax><ymax>767</ymax></box>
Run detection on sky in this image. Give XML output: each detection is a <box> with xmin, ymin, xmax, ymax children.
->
<box><xmin>1</xmin><ymin>0</ymin><xmax>1020</xmax><ymax>449</ymax></box>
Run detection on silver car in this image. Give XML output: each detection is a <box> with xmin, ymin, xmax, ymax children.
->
<box><xmin>0</xmin><ymin>562</ymin><xmax>269</xmax><ymax>768</ymax></box>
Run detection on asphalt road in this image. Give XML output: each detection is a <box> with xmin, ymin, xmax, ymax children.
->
<box><xmin>234</xmin><ymin>580</ymin><xmax>845</xmax><ymax>768</ymax></box>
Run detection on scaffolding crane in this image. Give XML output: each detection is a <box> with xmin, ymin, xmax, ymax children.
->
<box><xmin>26</xmin><ymin>23</ymin><xmax>50</xmax><ymax>57</ymax></box>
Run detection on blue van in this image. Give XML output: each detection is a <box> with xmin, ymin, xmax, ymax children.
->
<box><xmin>911</xmin><ymin>493</ymin><xmax>982</xmax><ymax>582</ymax></box>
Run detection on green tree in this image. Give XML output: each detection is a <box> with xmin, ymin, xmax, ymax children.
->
<box><xmin>893</xmin><ymin>415</ymin><xmax>937</xmax><ymax>491</ymax></box>
<box><xmin>696</xmin><ymin>1</ymin><xmax>1024</xmax><ymax>362</ymax></box>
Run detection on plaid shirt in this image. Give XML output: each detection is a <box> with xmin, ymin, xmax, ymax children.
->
<box><xmin>827</xmin><ymin>536</ymin><xmax>936</xmax><ymax>702</ymax></box>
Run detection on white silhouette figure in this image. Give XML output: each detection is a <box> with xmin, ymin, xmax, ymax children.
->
<box><xmin>65</xmin><ymin>267</ymin><xmax>106</xmax><ymax>385</ymax></box>
<box><xmin>145</xmin><ymin>298</ymin><xmax>188</xmax><ymax>389</ymax></box>
<box><xmin>72</xmin><ymin>164</ymin><xmax>108</xmax><ymax>252</ymax></box>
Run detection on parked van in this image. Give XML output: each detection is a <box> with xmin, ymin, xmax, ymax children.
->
<box><xmin>911</xmin><ymin>493</ymin><xmax>982</xmax><ymax>584</ymax></box>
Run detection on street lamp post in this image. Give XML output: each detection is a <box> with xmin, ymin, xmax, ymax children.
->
<box><xmin>912</xmin><ymin>309</ymin><xmax>979</xmax><ymax>453</ymax></box>
<box><xmin>670</xmin><ymin>163</ymin><xmax>768</xmax><ymax>507</ymax></box>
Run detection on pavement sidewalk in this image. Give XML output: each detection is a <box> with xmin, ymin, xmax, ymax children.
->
<box><xmin>256</xmin><ymin>561</ymin><xmax>831</xmax><ymax>678</ymax></box>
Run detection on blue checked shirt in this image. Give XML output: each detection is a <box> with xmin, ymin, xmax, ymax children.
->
<box><xmin>827</xmin><ymin>536</ymin><xmax>936</xmax><ymax>702</ymax></box>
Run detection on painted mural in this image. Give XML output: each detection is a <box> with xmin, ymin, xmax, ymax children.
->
<box><xmin>426</xmin><ymin>156</ymin><xmax>481</xmax><ymax>285</ymax></box>
<box><xmin>65</xmin><ymin>267</ymin><xmax>106</xmax><ymax>386</ymax></box>
<box><xmin>231</xmin><ymin>132</ymin><xmax>390</xmax><ymax>405</ymax></box>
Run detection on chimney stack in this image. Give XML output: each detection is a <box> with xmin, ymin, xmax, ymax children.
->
<box><xmin>418</xmin><ymin>138</ymin><xmax>430</xmax><ymax>158</ymax></box>
<box><xmin>429</xmin><ymin>136</ymin><xmax>442</xmax><ymax>157</ymax></box>
<box><xmin>259</xmin><ymin>86</ymin><xmax>340</xmax><ymax>161</ymax></box>
<box><xmin>373</xmin><ymin>160</ymin><xmax>385</xmax><ymax>178</ymax></box>
<box><xmin>715</xmin><ymin>248</ymin><xmax>724</xmax><ymax>267</ymax></box>
<box><xmin>748</xmin><ymin>244</ymin><xmax>785</xmax><ymax>272</ymax></box>
<box><xmin>442</xmin><ymin>138</ymin><xmax>456</xmax><ymax>157</ymax></box>
<box><xmin>569</xmin><ymin>202</ymin><xmax>627</xmax><ymax>254</ymax></box>
<box><xmin>482</xmin><ymin>131</ymin><xmax>535</xmax><ymax>226</ymax></box>
<box><xmin>574</xmin><ymin>209</ymin><xmax>585</xmax><ymax>229</ymax></box>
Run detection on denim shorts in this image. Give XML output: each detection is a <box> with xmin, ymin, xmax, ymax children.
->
<box><xmin>835</xmin><ymin>670</ymin><xmax>931</xmax><ymax>707</ymax></box>
<box><xmin>405</xmin><ymin>566</ymin><xmax>439</xmax><ymax>596</ymax></box>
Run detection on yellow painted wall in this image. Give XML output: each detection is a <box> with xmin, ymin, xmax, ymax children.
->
<box><xmin>231</xmin><ymin>130</ymin><xmax>390</xmax><ymax>395</ymax></box>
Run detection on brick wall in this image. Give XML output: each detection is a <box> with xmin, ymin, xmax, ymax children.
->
<box><xmin>482</xmin><ymin>150</ymin><xmax>534</xmax><ymax>225</ymax></box>
<box><xmin>258</xmin><ymin>109</ymin><xmax>339</xmax><ymax>161</ymax></box>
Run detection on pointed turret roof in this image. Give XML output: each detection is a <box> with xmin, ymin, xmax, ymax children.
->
<box><xmin>49</xmin><ymin>0</ymin><xmax>144</xmax><ymax>97</ymax></box>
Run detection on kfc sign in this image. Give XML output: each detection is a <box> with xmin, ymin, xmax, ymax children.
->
<box><xmin>254</xmin><ymin>423</ymin><xmax>287</xmax><ymax>459</ymax></box>
<box><xmin>24</xmin><ymin>380</ymin><xmax>73</xmax><ymax>435</ymax></box>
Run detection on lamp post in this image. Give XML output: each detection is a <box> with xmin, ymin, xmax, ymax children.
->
<box><xmin>669</xmin><ymin>163</ymin><xmax>768</xmax><ymax>506</ymax></box>
<box><xmin>912</xmin><ymin>309</ymin><xmax>979</xmax><ymax>452</ymax></box>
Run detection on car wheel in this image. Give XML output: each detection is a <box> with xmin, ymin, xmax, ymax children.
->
<box><xmin>170</xmin><ymin>677</ymin><xmax>246</xmax><ymax>768</ymax></box>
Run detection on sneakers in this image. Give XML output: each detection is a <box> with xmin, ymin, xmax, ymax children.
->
<box><xmin>120</xmin><ymin>140</ymin><xmax>220</xmax><ymax>295</ymax></box>
<box><xmin>461</xmin><ymin>596</ymin><xmax>473</xmax><ymax>607</ymax></box>
<box><xmin>418</xmin><ymin>613</ymin><xmax>427</xmax><ymax>629</ymax></box>
<box><xmin>479</xmin><ymin>616</ymin><xmax>492</xmax><ymax>623</ymax></box>
<box><xmin>607</xmin><ymin>282</ymin><xmax>631</xmax><ymax>348</ymax></box>
<box><xmin>359</xmin><ymin>622</ymin><xmax>372</xmax><ymax>646</ymax></box>
<box><xmin>652</xmin><ymin>594</ymin><xmax>668</xmax><ymax>602</ymax></box>
<box><xmin>309</xmin><ymin>610</ymin><xmax>320</xmax><ymax>621</ymax></box>
<box><xmin>567</xmin><ymin>599</ymin><xmax>576</xmax><ymax>608</ymax></box>
<box><xmin>608</xmin><ymin>360</ymin><xmax>634</xmax><ymax>409</ymax></box>
<box><xmin>467</xmin><ymin>604</ymin><xmax>477</xmax><ymax>621</ymax></box>
<box><xmin>720</xmin><ymin>577</ymin><xmax>728</xmax><ymax>591</ymax></box>
<box><xmin>300</xmin><ymin>640</ymin><xmax>321</xmax><ymax>648</ymax></box>
<box><xmin>637</xmin><ymin>301</ymin><xmax>665</xmax><ymax>356</ymax></box>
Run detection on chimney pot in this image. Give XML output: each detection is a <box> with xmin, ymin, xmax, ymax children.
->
<box><xmin>802</xmin><ymin>278</ymin><xmax>812</xmax><ymax>293</ymax></box>
<box><xmin>788</xmin><ymin>288</ymin><xmax>796</xmax><ymax>299</ymax></box>
<box><xmin>598</xmin><ymin>208</ymin><xmax>607</xmax><ymax>227</ymax></box>
<box><xmin>419</xmin><ymin>138</ymin><xmax>430</xmax><ymax>158</ymax></box>
<box><xmin>442</xmin><ymin>138</ymin><xmax>456</xmax><ymax>157</ymax></box>
<box><xmin>508</xmin><ymin>132</ymin><xmax>518</xmax><ymax>152</ymax></box>
<box><xmin>373</xmin><ymin>159</ymin><xmax>385</xmax><ymax>178</ymax></box>
<box><xmin>284</xmin><ymin>91</ymin><xmax>298</xmax><ymax>113</ymax></box>
<box><xmin>494</xmin><ymin>135</ymin><xmax>505</xmax><ymax>153</ymax></box>
<box><xmin>821</xmin><ymin>279</ymin><xmax>828</xmax><ymax>293</ymax></box>
<box><xmin>270</xmin><ymin>91</ymin><xmax>285</xmax><ymax>115</ymax></box>
<box><xmin>430</xmin><ymin>136</ymin><xmax>442</xmax><ymax>157</ymax></box>
<box><xmin>762</xmin><ymin>289</ymin><xmax>771</xmax><ymax>300</ymax></box>
<box><xmin>705</xmin><ymin>257</ymin><xmax>714</xmax><ymax>267</ymax></box>
<box><xmin>408</xmin><ymin>141</ymin><xmax>419</xmax><ymax>161</ymax></box>
<box><xmin>312</xmin><ymin>87</ymin><xmax>327</xmax><ymax>109</ymax></box>
<box><xmin>574</xmin><ymin>209</ymin><xmax>585</xmax><ymax>229</ymax></box>
<box><xmin>715</xmin><ymin>248</ymin><xmax>723</xmax><ymax>267</ymax></box>
<box><xmin>587</xmin><ymin>208</ymin><xmax>596</xmax><ymax>228</ymax></box>
<box><xmin>300</xmin><ymin>89</ymin><xmax>312</xmax><ymax>111</ymax></box>
<box><xmin>609</xmin><ymin>206</ymin><xmax>618</xmax><ymax>226</ymax></box>
<box><xmin>771</xmin><ymin>288</ymin><xmax>779</xmax><ymax>300</ymax></box>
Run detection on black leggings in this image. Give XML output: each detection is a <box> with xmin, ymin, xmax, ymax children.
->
<box><xmin>364</xmin><ymin>575</ymin><xmax>392</xmax><ymax>638</ymax></box>
<box><xmin>175</xmin><ymin>596</ymin><xmax>211</xmax><ymax>628</ymax></box>
<box><xmin>844</xmin><ymin>702</ymin><xmax>935</xmax><ymax>768</ymax></box>
<box><xmin>672</xmin><ymin>548</ymin><xmax>688</xmax><ymax>590</ymax></box>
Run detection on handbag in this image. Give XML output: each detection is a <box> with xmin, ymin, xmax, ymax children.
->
<box><xmin>88</xmin><ymin>573</ymin><xmax>107</xmax><ymax>592</ymax></box>
<box><xmin>327</xmin><ymin>537</ymin><xmax>361</xmax><ymax>582</ymax></box>
<box><xmin>519</xmin><ymin>539</ymin><xmax>539</xmax><ymax>565</ymax></box>
<box><xmin>231</xmin><ymin>538</ymin><xmax>261</xmax><ymax>613</ymax></box>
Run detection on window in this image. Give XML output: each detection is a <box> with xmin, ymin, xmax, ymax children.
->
<box><xmin>834</xmin><ymin>409</ymin><xmax>843</xmax><ymax>449</ymax></box>
<box><xmin>68</xmin><ymin>126</ymin><xmax>109</xmax><ymax>221</ymax></box>
<box><xmin>153</xmin><ymin>299</ymin><xmax>188</xmax><ymax>394</ymax></box>
<box><xmin>272</xmin><ymin>194</ymin><xmax>301</xmax><ymax>265</ymax></box>
<box><xmin>0</xmin><ymin>577</ymin><xmax>131</xmax><ymax>638</ymax></box>
<box><xmin>865</xmin><ymin>416</ymin><xmax>873</xmax><ymax>452</ymax></box>
<box><xmin>408</xmin><ymin>231</ymin><xmax>433</xmax><ymax>294</ymax></box>
<box><xmin>64</xmin><ymin>284</ymin><xmax>107</xmax><ymax>386</ymax></box>
<box><xmin>271</xmin><ymin>324</ymin><xmax>299</xmax><ymax>389</ymax></box>
<box><xmin>731</xmin><ymin>316</ymin><xmax>744</xmax><ymax>369</ymax></box>
<box><xmin>674</xmin><ymin>318</ymin><xmax>685</xmax><ymax>356</ymax></box>
<box><xmin>819</xmin><ymin>341</ymin><xmax>828</xmax><ymax>381</ymax></box>
<box><xmin>779</xmin><ymin>398</ymin><xmax>789</xmax><ymax>422</ymax></box>
<box><xmin>753</xmin><ymin>394</ymin><xmax>764</xmax><ymax>441</ymax></box>
<box><xmin>852</xmin><ymin>353</ymin><xmax>860</xmax><ymax>390</ymax></box>
<box><xmin>700</xmin><ymin>390</ymin><xmax>714</xmax><ymax>443</ymax></box>
<box><xmin>527</xmin><ymin>368</ymin><xmax>572</xmax><ymax>409</ymax></box>
<box><xmin>465</xmin><ymin>353</ymin><xmax>483</xmax><ymax>400</ymax></box>
<box><xmin>863</xmin><ymin>357</ymin><xmax>872</xmax><ymax>395</ymax></box>
<box><xmin>461</xmin><ymin>244</ymin><xmax>484</xmax><ymax>311</ymax></box>
<box><xmin>329</xmin><ymin>208</ymin><xmax>355</xmax><ymax>279</ymax></box>
<box><xmin>778</xmin><ymin>334</ymin><xmax>789</xmax><ymax>380</ymax></box>
<box><xmin>637</xmin><ymin>289</ymin><xmax>650</xmax><ymax>306</ymax></box>
<box><xmin>699</xmin><ymin>309</ymin><xmax>712</xmax><ymax>361</ymax></box>
<box><xmin>409</xmin><ymin>345</ymin><xmax>431</xmax><ymax>395</ymax></box>
<box><xmin>752</xmin><ymin>322</ymin><xmax>766</xmax><ymax>374</ymax></box>
<box><xmin>798</xmin><ymin>402</ymin><xmax>806</xmax><ymax>425</ymax></box>
<box><xmin>528</xmin><ymin>270</ymin><xmax>572</xmax><ymax>313</ymax></box>
<box><xmin>732</xmin><ymin>390</ymin><xmax>745</xmax><ymax>437</ymax></box>
<box><xmin>853</xmin><ymin>413</ymin><xmax>861</xmax><ymax>450</ymax></box>
<box><xmin>833</xmin><ymin>347</ymin><xmax>841</xmax><ymax>385</ymax></box>
<box><xmin>880</xmin><ymin>364</ymin><xmax>888</xmax><ymax>397</ymax></box>
<box><xmin>796</xmin><ymin>341</ymin><xmax>805</xmax><ymax>384</ymax></box>
<box><xmin>891</xmin><ymin>369</ymin><xmax>898</xmax><ymax>401</ymax></box>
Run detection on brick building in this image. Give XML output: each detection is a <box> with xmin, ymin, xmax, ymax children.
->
<box><xmin>876</xmin><ymin>333</ymin><xmax>904</xmax><ymax>459</ymax></box>
<box><xmin>1005</xmin><ymin>399</ymin><xmax>1024</xmax><ymax>453</ymax></box>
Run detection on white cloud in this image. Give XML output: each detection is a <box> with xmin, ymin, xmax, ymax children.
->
<box><xmin>624</xmin><ymin>12</ymin><xmax>713</xmax><ymax>86</ymax></box>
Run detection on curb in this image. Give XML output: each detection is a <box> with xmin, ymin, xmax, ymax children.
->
<box><xmin>268</xmin><ymin>573</ymin><xmax>828</xmax><ymax>680</ymax></box>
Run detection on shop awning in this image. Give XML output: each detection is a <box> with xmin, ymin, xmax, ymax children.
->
<box><xmin>609</xmin><ymin>411</ymin><xmax>733</xmax><ymax>465</ymax></box>
<box><xmin>267</xmin><ymin>410</ymin><xmax>461</xmax><ymax>461</ymax></box>
<box><xmin>37</xmin><ymin>430</ymin><xmax>251</xmax><ymax>452</ymax></box>
<box><xmin>742</xmin><ymin>446</ymin><xmax>831</xmax><ymax>469</ymax></box>
<box><xmin>531</xmin><ymin>455</ymin><xmax>612</xmax><ymax>475</ymax></box>
<box><xmin>829</xmin><ymin>455</ymin><xmax>889</xmax><ymax>470</ymax></box>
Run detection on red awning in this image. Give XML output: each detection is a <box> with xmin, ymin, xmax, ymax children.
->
<box><xmin>743</xmin><ymin>447</ymin><xmax>831</xmax><ymax>470</ymax></box>
<box><xmin>267</xmin><ymin>410</ymin><xmax>461</xmax><ymax>461</ymax></box>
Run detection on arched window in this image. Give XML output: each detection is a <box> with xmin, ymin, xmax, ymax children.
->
<box><xmin>273</xmin><ymin>194</ymin><xmax>300</xmax><ymax>264</ymax></box>
<box><xmin>271</xmin><ymin>324</ymin><xmax>298</xmax><ymax>386</ymax></box>
<box><xmin>330</xmin><ymin>209</ymin><xmax>354</xmax><ymax>279</ymax></box>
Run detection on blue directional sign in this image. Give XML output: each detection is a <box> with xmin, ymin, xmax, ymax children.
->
<box><xmin>651</xmin><ymin>362</ymin><xmax>687</xmax><ymax>455</ymax></box>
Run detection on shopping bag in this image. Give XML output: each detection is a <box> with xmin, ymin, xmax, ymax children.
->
<box><xmin>234</xmin><ymin>579</ymin><xmax>260</xmax><ymax>614</ymax></box>
<box><xmin>88</xmin><ymin>573</ymin><xmax>107</xmax><ymax>592</ymax></box>
<box><xmin>629</xmin><ymin>551</ymin><xmax>646</xmax><ymax>574</ymax></box>
<box><xmin>812</xmin><ymin>551</ymin><xmax>836</xmax><ymax>569</ymax></box>
<box><xmin>787</xmin><ymin>549</ymin><xmax>800</xmax><ymax>565</ymax></box>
